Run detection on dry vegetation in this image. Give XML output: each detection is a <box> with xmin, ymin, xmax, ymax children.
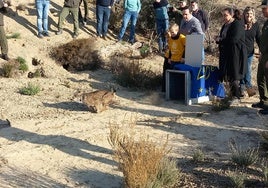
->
<box><xmin>50</xmin><ymin>38</ymin><xmax>103</xmax><ymax>71</ymax></box>
<box><xmin>108</xmin><ymin>121</ymin><xmax>179</xmax><ymax>188</ymax></box>
<box><xmin>0</xmin><ymin>0</ymin><xmax>267</xmax><ymax>187</ymax></box>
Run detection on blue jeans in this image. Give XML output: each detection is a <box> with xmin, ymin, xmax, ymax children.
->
<box><xmin>156</xmin><ymin>19</ymin><xmax>169</xmax><ymax>52</ymax></box>
<box><xmin>96</xmin><ymin>5</ymin><xmax>111</xmax><ymax>37</ymax></box>
<box><xmin>36</xmin><ymin>0</ymin><xmax>50</xmax><ymax>34</ymax></box>
<box><xmin>118</xmin><ymin>10</ymin><xmax>138</xmax><ymax>42</ymax></box>
<box><xmin>241</xmin><ymin>54</ymin><xmax>254</xmax><ymax>88</ymax></box>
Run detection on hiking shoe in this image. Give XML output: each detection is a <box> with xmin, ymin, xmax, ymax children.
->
<box><xmin>1</xmin><ymin>54</ymin><xmax>9</xmax><ymax>61</ymax></box>
<box><xmin>252</xmin><ymin>101</ymin><xmax>265</xmax><ymax>108</ymax></box>
<box><xmin>43</xmin><ymin>32</ymin><xmax>50</xmax><ymax>37</ymax></box>
<box><xmin>56</xmin><ymin>30</ymin><xmax>63</xmax><ymax>35</ymax></box>
<box><xmin>259</xmin><ymin>108</ymin><xmax>268</xmax><ymax>115</ymax></box>
<box><xmin>38</xmin><ymin>33</ymin><xmax>44</xmax><ymax>38</ymax></box>
<box><xmin>73</xmin><ymin>33</ymin><xmax>79</xmax><ymax>39</ymax></box>
<box><xmin>128</xmin><ymin>40</ymin><xmax>135</xmax><ymax>45</ymax></box>
<box><xmin>246</xmin><ymin>87</ymin><xmax>256</xmax><ymax>97</ymax></box>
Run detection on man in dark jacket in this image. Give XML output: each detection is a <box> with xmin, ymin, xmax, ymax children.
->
<box><xmin>96</xmin><ymin>0</ymin><xmax>114</xmax><ymax>39</ymax></box>
<box><xmin>253</xmin><ymin>0</ymin><xmax>268</xmax><ymax>114</ymax></box>
<box><xmin>0</xmin><ymin>0</ymin><xmax>9</xmax><ymax>60</ymax></box>
<box><xmin>56</xmin><ymin>0</ymin><xmax>81</xmax><ymax>38</ymax></box>
<box><xmin>190</xmin><ymin>0</ymin><xmax>209</xmax><ymax>33</ymax></box>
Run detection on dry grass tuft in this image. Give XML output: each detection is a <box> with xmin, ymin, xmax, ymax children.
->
<box><xmin>229</xmin><ymin>140</ymin><xmax>259</xmax><ymax>168</ymax></box>
<box><xmin>108</xmin><ymin>120</ymin><xmax>179</xmax><ymax>188</ymax></box>
<box><xmin>109</xmin><ymin>54</ymin><xmax>162</xmax><ymax>90</ymax></box>
<box><xmin>192</xmin><ymin>149</ymin><xmax>205</xmax><ymax>163</ymax></box>
<box><xmin>50</xmin><ymin>38</ymin><xmax>103</xmax><ymax>71</ymax></box>
<box><xmin>260</xmin><ymin>131</ymin><xmax>268</xmax><ymax>150</ymax></box>
<box><xmin>211</xmin><ymin>96</ymin><xmax>231</xmax><ymax>111</ymax></box>
<box><xmin>0</xmin><ymin>59</ymin><xmax>27</xmax><ymax>78</ymax></box>
<box><xmin>227</xmin><ymin>169</ymin><xmax>246</xmax><ymax>188</ymax></box>
<box><xmin>16</xmin><ymin>4</ymin><xmax>27</xmax><ymax>11</ymax></box>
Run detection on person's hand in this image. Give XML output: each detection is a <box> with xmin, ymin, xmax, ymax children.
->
<box><xmin>181</xmin><ymin>58</ymin><xmax>185</xmax><ymax>63</ymax></box>
<box><xmin>168</xmin><ymin>59</ymin><xmax>171</xmax><ymax>64</ymax></box>
<box><xmin>3</xmin><ymin>2</ymin><xmax>8</xmax><ymax>7</ymax></box>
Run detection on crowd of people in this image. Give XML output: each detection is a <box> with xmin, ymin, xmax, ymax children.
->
<box><xmin>212</xmin><ymin>2</ymin><xmax>268</xmax><ymax>115</ymax></box>
<box><xmin>0</xmin><ymin>0</ymin><xmax>267</xmax><ymax>115</ymax></box>
<box><xmin>155</xmin><ymin>0</ymin><xmax>268</xmax><ymax>115</ymax></box>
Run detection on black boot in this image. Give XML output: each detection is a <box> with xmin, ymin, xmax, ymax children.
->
<box><xmin>259</xmin><ymin>108</ymin><xmax>268</xmax><ymax>115</ymax></box>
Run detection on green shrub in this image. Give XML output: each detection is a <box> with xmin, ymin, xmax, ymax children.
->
<box><xmin>227</xmin><ymin>170</ymin><xmax>246</xmax><ymax>188</ymax></box>
<box><xmin>6</xmin><ymin>32</ymin><xmax>21</xmax><ymax>39</ymax></box>
<box><xmin>192</xmin><ymin>149</ymin><xmax>205</xmax><ymax>163</ymax></box>
<box><xmin>19</xmin><ymin>83</ymin><xmax>40</xmax><ymax>95</ymax></box>
<box><xmin>261</xmin><ymin>159</ymin><xmax>268</xmax><ymax>185</ymax></box>
<box><xmin>17</xmin><ymin>56</ymin><xmax>28</xmax><ymax>72</ymax></box>
<box><xmin>140</xmin><ymin>44</ymin><xmax>150</xmax><ymax>58</ymax></box>
<box><xmin>229</xmin><ymin>141</ymin><xmax>259</xmax><ymax>167</ymax></box>
<box><xmin>147</xmin><ymin>157</ymin><xmax>180</xmax><ymax>188</ymax></box>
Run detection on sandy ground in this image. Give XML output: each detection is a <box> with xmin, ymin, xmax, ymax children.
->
<box><xmin>0</xmin><ymin>0</ymin><xmax>267</xmax><ymax>187</ymax></box>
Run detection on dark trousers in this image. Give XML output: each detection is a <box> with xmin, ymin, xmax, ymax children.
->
<box><xmin>230</xmin><ymin>80</ymin><xmax>241</xmax><ymax>99</ymax></box>
<box><xmin>257</xmin><ymin>56</ymin><xmax>268</xmax><ymax>104</ymax></box>
<box><xmin>78</xmin><ymin>0</ymin><xmax>88</xmax><ymax>22</ymax></box>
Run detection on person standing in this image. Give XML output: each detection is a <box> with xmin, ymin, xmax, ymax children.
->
<box><xmin>216</xmin><ymin>7</ymin><xmax>247</xmax><ymax>104</ymax></box>
<box><xmin>168</xmin><ymin>0</ymin><xmax>187</xmax><ymax>26</ymax></box>
<box><xmin>56</xmin><ymin>0</ymin><xmax>81</xmax><ymax>38</ymax></box>
<box><xmin>117</xmin><ymin>0</ymin><xmax>141</xmax><ymax>44</ymax></box>
<box><xmin>252</xmin><ymin>0</ymin><xmax>268</xmax><ymax>114</ymax></box>
<box><xmin>96</xmin><ymin>0</ymin><xmax>114</xmax><ymax>39</ymax></box>
<box><xmin>79</xmin><ymin>0</ymin><xmax>89</xmax><ymax>26</ymax></box>
<box><xmin>190</xmin><ymin>0</ymin><xmax>209</xmax><ymax>33</ymax></box>
<box><xmin>36</xmin><ymin>0</ymin><xmax>50</xmax><ymax>38</ymax></box>
<box><xmin>179</xmin><ymin>6</ymin><xmax>203</xmax><ymax>35</ymax></box>
<box><xmin>0</xmin><ymin>0</ymin><xmax>9</xmax><ymax>60</ymax></box>
<box><xmin>153</xmin><ymin>0</ymin><xmax>169</xmax><ymax>53</ymax></box>
<box><xmin>240</xmin><ymin>7</ymin><xmax>260</xmax><ymax>97</ymax></box>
